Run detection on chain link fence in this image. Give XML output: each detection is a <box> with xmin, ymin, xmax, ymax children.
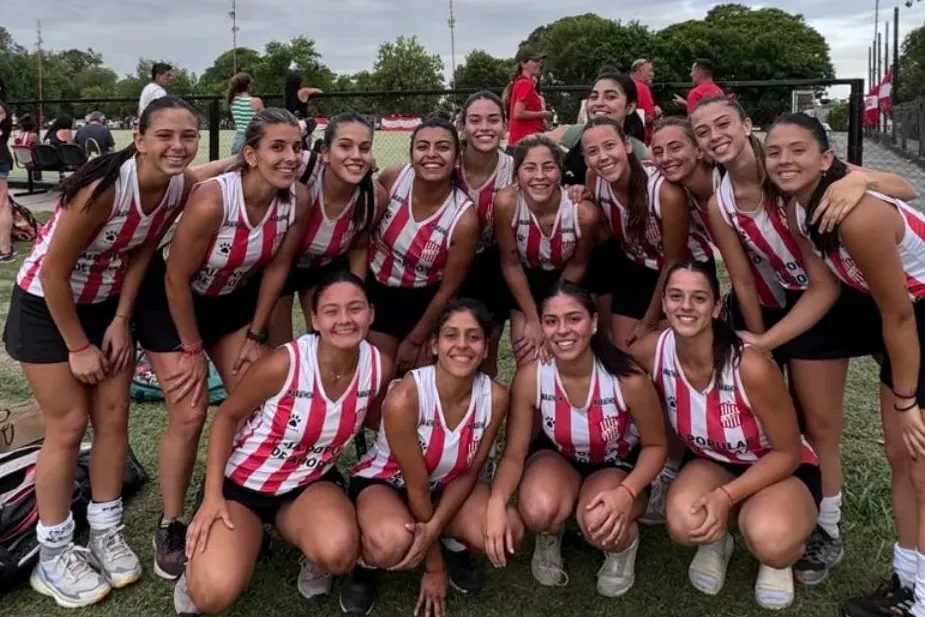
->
<box><xmin>863</xmin><ymin>98</ymin><xmax>925</xmax><ymax>203</ymax></box>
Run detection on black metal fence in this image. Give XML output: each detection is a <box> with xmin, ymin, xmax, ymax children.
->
<box><xmin>7</xmin><ymin>78</ymin><xmax>867</xmax><ymax>187</ymax></box>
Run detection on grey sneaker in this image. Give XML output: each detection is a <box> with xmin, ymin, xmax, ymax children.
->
<box><xmin>794</xmin><ymin>526</ymin><xmax>844</xmax><ymax>585</ymax></box>
<box><xmin>530</xmin><ymin>532</ymin><xmax>569</xmax><ymax>587</ymax></box>
<box><xmin>596</xmin><ymin>536</ymin><xmax>639</xmax><ymax>597</ymax></box>
<box><xmin>640</xmin><ymin>473</ymin><xmax>668</xmax><ymax>526</ymax></box>
<box><xmin>297</xmin><ymin>556</ymin><xmax>332</xmax><ymax>600</ymax></box>
<box><xmin>88</xmin><ymin>525</ymin><xmax>142</xmax><ymax>588</ymax></box>
<box><xmin>30</xmin><ymin>544</ymin><xmax>112</xmax><ymax>608</ymax></box>
<box><xmin>174</xmin><ymin>571</ymin><xmax>200</xmax><ymax>616</ymax></box>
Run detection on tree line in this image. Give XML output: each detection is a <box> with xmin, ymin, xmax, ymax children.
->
<box><xmin>1</xmin><ymin>5</ymin><xmax>922</xmax><ymax>128</ymax></box>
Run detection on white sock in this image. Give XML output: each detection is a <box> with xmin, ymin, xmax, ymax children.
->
<box><xmin>662</xmin><ymin>460</ymin><xmax>680</xmax><ymax>481</ymax></box>
<box><xmin>441</xmin><ymin>537</ymin><xmax>467</xmax><ymax>552</ymax></box>
<box><xmin>894</xmin><ymin>543</ymin><xmax>917</xmax><ymax>589</ymax></box>
<box><xmin>87</xmin><ymin>497</ymin><xmax>123</xmax><ymax>532</ymax></box>
<box><xmin>36</xmin><ymin>513</ymin><xmax>76</xmax><ymax>550</ymax></box>
<box><xmin>913</xmin><ymin>551</ymin><xmax>925</xmax><ymax>617</ymax></box>
<box><xmin>817</xmin><ymin>492</ymin><xmax>842</xmax><ymax>538</ymax></box>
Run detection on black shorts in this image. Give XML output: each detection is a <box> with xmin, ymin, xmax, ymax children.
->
<box><xmin>503</xmin><ymin>267</ymin><xmax>563</xmax><ymax>316</ymax></box>
<box><xmin>134</xmin><ymin>254</ymin><xmax>262</xmax><ymax>353</ymax></box>
<box><xmin>459</xmin><ymin>246</ymin><xmax>508</xmax><ymax>326</ymax></box>
<box><xmin>366</xmin><ymin>277</ymin><xmax>440</xmax><ymax>340</ymax></box>
<box><xmin>347</xmin><ymin>475</ymin><xmax>444</xmax><ymax>505</ymax></box>
<box><xmin>282</xmin><ymin>257</ymin><xmax>349</xmax><ymax>297</ymax></box>
<box><xmin>584</xmin><ymin>238</ymin><xmax>622</xmax><ymax>296</ymax></box>
<box><xmin>527</xmin><ymin>434</ymin><xmax>640</xmax><ymax>478</ymax></box>
<box><xmin>880</xmin><ymin>298</ymin><xmax>925</xmax><ymax>406</ymax></box>
<box><xmin>222</xmin><ymin>467</ymin><xmax>347</xmax><ymax>526</ymax></box>
<box><xmin>610</xmin><ymin>254</ymin><xmax>660</xmax><ymax>321</ymax></box>
<box><xmin>680</xmin><ymin>449</ymin><xmax>822</xmax><ymax>509</ymax></box>
<box><xmin>3</xmin><ymin>286</ymin><xmax>119</xmax><ymax>364</ymax></box>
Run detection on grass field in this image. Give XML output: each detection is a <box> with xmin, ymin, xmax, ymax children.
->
<box><xmin>7</xmin><ymin>130</ymin><xmax>414</xmax><ymax>184</ymax></box>
<box><xmin>0</xmin><ymin>220</ymin><xmax>899</xmax><ymax>617</ymax></box>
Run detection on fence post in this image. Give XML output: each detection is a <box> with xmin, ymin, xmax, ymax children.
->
<box><xmin>848</xmin><ymin>79</ymin><xmax>864</xmax><ymax>166</ymax></box>
<box><xmin>209</xmin><ymin>98</ymin><xmax>220</xmax><ymax>162</ymax></box>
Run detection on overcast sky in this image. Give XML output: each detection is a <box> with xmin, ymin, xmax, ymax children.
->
<box><xmin>5</xmin><ymin>0</ymin><xmax>925</xmax><ymax>97</ymax></box>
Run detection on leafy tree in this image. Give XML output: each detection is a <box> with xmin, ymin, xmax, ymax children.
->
<box><xmin>453</xmin><ymin>50</ymin><xmax>513</xmax><ymax>90</ymax></box>
<box><xmin>897</xmin><ymin>24</ymin><xmax>925</xmax><ymax>101</ymax></box>
<box><xmin>198</xmin><ymin>48</ymin><xmax>263</xmax><ymax>97</ymax></box>
<box><xmin>370</xmin><ymin>36</ymin><xmax>444</xmax><ymax>116</ymax></box>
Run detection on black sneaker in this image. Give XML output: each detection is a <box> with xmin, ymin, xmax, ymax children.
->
<box><xmin>843</xmin><ymin>574</ymin><xmax>914</xmax><ymax>617</ymax></box>
<box><xmin>794</xmin><ymin>526</ymin><xmax>844</xmax><ymax>585</ymax></box>
<box><xmin>339</xmin><ymin>566</ymin><xmax>376</xmax><ymax>615</ymax></box>
<box><xmin>153</xmin><ymin>519</ymin><xmax>187</xmax><ymax>580</ymax></box>
<box><xmin>442</xmin><ymin>545</ymin><xmax>484</xmax><ymax>594</ymax></box>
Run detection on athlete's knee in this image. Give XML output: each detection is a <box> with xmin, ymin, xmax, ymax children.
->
<box><xmin>92</xmin><ymin>396</ymin><xmax>130</xmax><ymax>437</ymax></box>
<box><xmin>665</xmin><ymin>496</ymin><xmax>701</xmax><ymax>546</ymax></box>
<box><xmin>518</xmin><ymin>487</ymin><xmax>568</xmax><ymax>532</ymax></box>
<box><xmin>361</xmin><ymin>520</ymin><xmax>413</xmax><ymax>569</ymax></box>
<box><xmin>884</xmin><ymin>435</ymin><xmax>912</xmax><ymax>474</ymax></box>
<box><xmin>740</xmin><ymin>513</ymin><xmax>802</xmax><ymax>568</ymax></box>
<box><xmin>187</xmin><ymin>563</ymin><xmax>244</xmax><ymax>614</ymax></box>
<box><xmin>306</xmin><ymin>526</ymin><xmax>359</xmax><ymax>575</ymax></box>
<box><xmin>166</xmin><ymin>397</ymin><xmax>209</xmax><ymax>435</ymax></box>
<box><xmin>45</xmin><ymin>406</ymin><xmax>89</xmax><ymax>449</ymax></box>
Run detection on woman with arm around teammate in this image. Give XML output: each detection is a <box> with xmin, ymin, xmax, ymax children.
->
<box><xmin>132</xmin><ymin>108</ymin><xmax>311</xmax><ymax>579</ymax></box>
<box><xmin>484</xmin><ymin>280</ymin><xmax>666</xmax><ymax>596</ymax></box>
<box><xmin>367</xmin><ymin>117</ymin><xmax>479</xmax><ymax>380</ymax></box>
<box><xmin>631</xmin><ymin>260</ymin><xmax>821</xmax><ymax>610</ymax></box>
<box><xmin>342</xmin><ymin>299</ymin><xmax>516</xmax><ymax>617</ymax></box>
<box><xmin>764</xmin><ymin>114</ymin><xmax>925</xmax><ymax>617</ymax></box>
<box><xmin>2</xmin><ymin>96</ymin><xmax>201</xmax><ymax>607</ymax></box>
<box><xmin>455</xmin><ymin>91</ymin><xmax>515</xmax><ymax>377</ymax></box>
<box><xmin>494</xmin><ymin>135</ymin><xmax>599</xmax><ymax>367</ymax></box>
<box><xmin>262</xmin><ymin>112</ymin><xmax>387</xmax><ymax>346</ymax></box>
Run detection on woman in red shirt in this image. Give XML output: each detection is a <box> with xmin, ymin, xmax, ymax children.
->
<box><xmin>505</xmin><ymin>49</ymin><xmax>553</xmax><ymax>150</ymax></box>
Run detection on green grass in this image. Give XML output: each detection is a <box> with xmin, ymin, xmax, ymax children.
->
<box><xmin>8</xmin><ymin>130</ymin><xmax>413</xmax><ymax>183</ymax></box>
<box><xmin>0</xmin><ymin>224</ymin><xmax>898</xmax><ymax>617</ymax></box>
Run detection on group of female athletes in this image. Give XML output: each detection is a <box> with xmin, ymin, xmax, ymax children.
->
<box><xmin>4</xmin><ymin>67</ymin><xmax>925</xmax><ymax>617</ymax></box>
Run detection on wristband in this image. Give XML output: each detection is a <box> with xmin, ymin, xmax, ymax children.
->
<box><xmin>618</xmin><ymin>483</ymin><xmax>637</xmax><ymax>502</ymax></box>
<box><xmin>181</xmin><ymin>340</ymin><xmax>203</xmax><ymax>356</ymax></box>
<box><xmin>895</xmin><ymin>400</ymin><xmax>919</xmax><ymax>412</ymax></box>
<box><xmin>114</xmin><ymin>313</ymin><xmax>129</xmax><ymax>321</ymax></box>
<box><xmin>246</xmin><ymin>329</ymin><xmax>268</xmax><ymax>344</ymax></box>
<box><xmin>69</xmin><ymin>342</ymin><xmax>91</xmax><ymax>354</ymax></box>
<box><xmin>718</xmin><ymin>485</ymin><xmax>735</xmax><ymax>506</ymax></box>
<box><xmin>893</xmin><ymin>387</ymin><xmax>918</xmax><ymax>400</ymax></box>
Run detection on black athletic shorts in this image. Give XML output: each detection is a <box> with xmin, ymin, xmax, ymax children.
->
<box><xmin>880</xmin><ymin>298</ymin><xmax>925</xmax><ymax>406</ymax></box>
<box><xmin>366</xmin><ymin>276</ymin><xmax>440</xmax><ymax>340</ymax></box>
<box><xmin>584</xmin><ymin>238</ymin><xmax>623</xmax><ymax>296</ymax></box>
<box><xmin>503</xmin><ymin>267</ymin><xmax>563</xmax><ymax>316</ymax></box>
<box><xmin>347</xmin><ymin>475</ymin><xmax>444</xmax><ymax>505</ymax></box>
<box><xmin>610</xmin><ymin>253</ymin><xmax>660</xmax><ymax>321</ymax></box>
<box><xmin>458</xmin><ymin>246</ymin><xmax>508</xmax><ymax>326</ymax></box>
<box><xmin>222</xmin><ymin>467</ymin><xmax>347</xmax><ymax>526</ymax></box>
<box><xmin>282</xmin><ymin>256</ymin><xmax>349</xmax><ymax>297</ymax></box>
<box><xmin>680</xmin><ymin>449</ymin><xmax>822</xmax><ymax>509</ymax></box>
<box><xmin>3</xmin><ymin>285</ymin><xmax>119</xmax><ymax>364</ymax></box>
<box><xmin>527</xmin><ymin>433</ymin><xmax>641</xmax><ymax>478</ymax></box>
<box><xmin>134</xmin><ymin>253</ymin><xmax>262</xmax><ymax>353</ymax></box>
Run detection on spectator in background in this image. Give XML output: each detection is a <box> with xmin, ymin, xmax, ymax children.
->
<box><xmin>227</xmin><ymin>72</ymin><xmax>263</xmax><ymax>155</ymax></box>
<box><xmin>75</xmin><ymin>112</ymin><xmax>115</xmax><ymax>156</ymax></box>
<box><xmin>14</xmin><ymin>114</ymin><xmax>39</xmax><ymax>149</ymax></box>
<box><xmin>505</xmin><ymin>48</ymin><xmax>553</xmax><ymax>151</ymax></box>
<box><xmin>138</xmin><ymin>62</ymin><xmax>172</xmax><ymax>117</ymax></box>
<box><xmin>43</xmin><ymin>115</ymin><xmax>74</xmax><ymax>148</ymax></box>
<box><xmin>283</xmin><ymin>65</ymin><xmax>323</xmax><ymax>147</ymax></box>
<box><xmin>673</xmin><ymin>58</ymin><xmax>724</xmax><ymax>115</ymax></box>
<box><xmin>630</xmin><ymin>58</ymin><xmax>661</xmax><ymax>145</ymax></box>
<box><xmin>0</xmin><ymin>101</ymin><xmax>13</xmax><ymax>262</ymax></box>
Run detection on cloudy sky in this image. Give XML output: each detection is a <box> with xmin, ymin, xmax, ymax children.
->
<box><xmin>5</xmin><ymin>0</ymin><xmax>925</xmax><ymax>97</ymax></box>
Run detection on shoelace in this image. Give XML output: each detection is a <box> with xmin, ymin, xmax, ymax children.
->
<box><xmin>162</xmin><ymin>521</ymin><xmax>186</xmax><ymax>553</ymax></box>
<box><xmin>55</xmin><ymin>544</ymin><xmax>97</xmax><ymax>583</ymax></box>
<box><xmin>101</xmin><ymin>525</ymin><xmax>134</xmax><ymax>562</ymax></box>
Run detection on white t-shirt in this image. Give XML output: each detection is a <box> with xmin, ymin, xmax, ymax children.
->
<box><xmin>138</xmin><ymin>83</ymin><xmax>167</xmax><ymax>117</ymax></box>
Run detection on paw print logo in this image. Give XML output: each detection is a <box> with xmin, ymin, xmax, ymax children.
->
<box><xmin>288</xmin><ymin>414</ymin><xmax>301</xmax><ymax>428</ymax></box>
<box><xmin>419</xmin><ymin>438</ymin><xmax>427</xmax><ymax>452</ymax></box>
<box><xmin>544</xmin><ymin>416</ymin><xmax>554</xmax><ymax>430</ymax></box>
<box><xmin>218</xmin><ymin>241</ymin><xmax>232</xmax><ymax>256</ymax></box>
<box><xmin>103</xmin><ymin>229</ymin><xmax>119</xmax><ymax>245</ymax></box>
<box><xmin>666</xmin><ymin>395</ymin><xmax>677</xmax><ymax>410</ymax></box>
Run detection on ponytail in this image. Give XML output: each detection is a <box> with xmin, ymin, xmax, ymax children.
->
<box><xmin>711</xmin><ymin>314</ymin><xmax>743</xmax><ymax>386</ymax></box>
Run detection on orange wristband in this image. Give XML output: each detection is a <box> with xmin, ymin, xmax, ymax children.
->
<box><xmin>718</xmin><ymin>485</ymin><xmax>735</xmax><ymax>506</ymax></box>
<box><xmin>618</xmin><ymin>483</ymin><xmax>637</xmax><ymax>501</ymax></box>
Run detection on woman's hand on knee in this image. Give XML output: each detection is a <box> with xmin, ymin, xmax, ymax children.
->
<box><xmin>390</xmin><ymin>521</ymin><xmax>436</xmax><ymax>572</ymax></box>
<box><xmin>689</xmin><ymin>488</ymin><xmax>732</xmax><ymax>545</ymax></box>
<box><xmin>187</xmin><ymin>495</ymin><xmax>234</xmax><ymax>559</ymax></box>
<box><xmin>483</xmin><ymin>497</ymin><xmax>515</xmax><ymax>568</ymax></box>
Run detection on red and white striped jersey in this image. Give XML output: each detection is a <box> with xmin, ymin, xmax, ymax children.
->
<box><xmin>653</xmin><ymin>329</ymin><xmax>817</xmax><ymax>466</ymax></box>
<box><xmin>795</xmin><ymin>191</ymin><xmax>925</xmax><ymax>301</ymax></box>
<box><xmin>369</xmin><ymin>165</ymin><xmax>473</xmax><ymax>288</ymax></box>
<box><xmin>536</xmin><ymin>358</ymin><xmax>639</xmax><ymax>465</ymax></box>
<box><xmin>460</xmin><ymin>152</ymin><xmax>515</xmax><ymax>253</ymax></box>
<box><xmin>18</xmin><ymin>157</ymin><xmax>186</xmax><ymax>304</ymax></box>
<box><xmin>352</xmin><ymin>366</ymin><xmax>494</xmax><ymax>490</ymax></box>
<box><xmin>176</xmin><ymin>171</ymin><xmax>295</xmax><ymax>296</ymax></box>
<box><xmin>684</xmin><ymin>167</ymin><xmax>723</xmax><ymax>255</ymax></box>
<box><xmin>225</xmin><ymin>334</ymin><xmax>382</xmax><ymax>496</ymax></box>
<box><xmin>295</xmin><ymin>166</ymin><xmax>361</xmax><ymax>269</ymax></box>
<box><xmin>512</xmin><ymin>189</ymin><xmax>581</xmax><ymax>271</ymax></box>
<box><xmin>596</xmin><ymin>166</ymin><xmax>711</xmax><ymax>270</ymax></box>
<box><xmin>714</xmin><ymin>173</ymin><xmax>807</xmax><ymax>309</ymax></box>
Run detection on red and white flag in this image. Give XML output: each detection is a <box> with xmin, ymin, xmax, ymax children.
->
<box><xmin>878</xmin><ymin>70</ymin><xmax>894</xmax><ymax>114</ymax></box>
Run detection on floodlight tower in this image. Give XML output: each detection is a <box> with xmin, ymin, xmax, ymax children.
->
<box><xmin>230</xmin><ymin>0</ymin><xmax>240</xmax><ymax>74</ymax></box>
<box><xmin>448</xmin><ymin>0</ymin><xmax>457</xmax><ymax>85</ymax></box>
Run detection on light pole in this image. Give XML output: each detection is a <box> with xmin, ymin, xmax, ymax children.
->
<box><xmin>448</xmin><ymin>0</ymin><xmax>457</xmax><ymax>86</ymax></box>
<box><xmin>36</xmin><ymin>20</ymin><xmax>44</xmax><ymax>126</ymax></box>
<box><xmin>230</xmin><ymin>0</ymin><xmax>239</xmax><ymax>75</ymax></box>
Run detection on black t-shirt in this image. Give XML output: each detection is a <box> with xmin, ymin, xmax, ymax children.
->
<box><xmin>0</xmin><ymin>103</ymin><xmax>12</xmax><ymax>168</ymax></box>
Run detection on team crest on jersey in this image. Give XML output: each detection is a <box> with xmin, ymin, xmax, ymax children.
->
<box><xmin>719</xmin><ymin>402</ymin><xmax>742</xmax><ymax>429</ymax></box>
<box><xmin>421</xmin><ymin>240</ymin><xmax>442</xmax><ymax>263</ymax></box>
<box><xmin>842</xmin><ymin>256</ymin><xmax>866</xmax><ymax>286</ymax></box>
<box><xmin>467</xmin><ymin>436</ymin><xmax>481</xmax><ymax>464</ymax></box>
<box><xmin>644</xmin><ymin>216</ymin><xmax>661</xmax><ymax>247</ymax></box>
<box><xmin>600</xmin><ymin>416</ymin><xmax>621</xmax><ymax>443</ymax></box>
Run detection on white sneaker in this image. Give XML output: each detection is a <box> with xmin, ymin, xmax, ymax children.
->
<box><xmin>640</xmin><ymin>474</ymin><xmax>669</xmax><ymax>526</ymax></box>
<box><xmin>30</xmin><ymin>544</ymin><xmax>111</xmax><ymax>608</ymax></box>
<box><xmin>688</xmin><ymin>533</ymin><xmax>735</xmax><ymax>595</ymax></box>
<box><xmin>297</xmin><ymin>556</ymin><xmax>332</xmax><ymax>600</ymax></box>
<box><xmin>531</xmin><ymin>532</ymin><xmax>569</xmax><ymax>587</ymax></box>
<box><xmin>596</xmin><ymin>536</ymin><xmax>639</xmax><ymax>597</ymax></box>
<box><xmin>88</xmin><ymin>525</ymin><xmax>142</xmax><ymax>589</ymax></box>
<box><xmin>173</xmin><ymin>571</ymin><xmax>200</xmax><ymax>615</ymax></box>
<box><xmin>755</xmin><ymin>564</ymin><xmax>794</xmax><ymax>610</ymax></box>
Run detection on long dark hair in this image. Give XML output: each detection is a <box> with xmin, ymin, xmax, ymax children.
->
<box><xmin>409</xmin><ymin>116</ymin><xmax>464</xmax><ymax>191</ymax></box>
<box><xmin>665</xmin><ymin>261</ymin><xmax>743</xmax><ymax>382</ymax></box>
<box><xmin>228</xmin><ymin>107</ymin><xmax>301</xmax><ymax>203</ymax></box>
<box><xmin>541</xmin><ymin>280</ymin><xmax>640</xmax><ymax>378</ymax></box>
<box><xmin>284</xmin><ymin>71</ymin><xmax>307</xmax><ymax>118</ymax></box>
<box><xmin>593</xmin><ymin>70</ymin><xmax>644</xmax><ymax>142</ymax></box>
<box><xmin>512</xmin><ymin>134</ymin><xmax>563</xmax><ymax>176</ymax></box>
<box><xmin>226</xmin><ymin>72</ymin><xmax>254</xmax><ymax>107</ymax></box>
<box><xmin>311</xmin><ymin>270</ymin><xmax>369</xmax><ymax>314</ymax></box>
<box><xmin>767</xmin><ymin>113</ymin><xmax>847</xmax><ymax>256</ymax></box>
<box><xmin>61</xmin><ymin>96</ymin><xmax>198</xmax><ymax>211</ymax></box>
<box><xmin>322</xmin><ymin>112</ymin><xmax>377</xmax><ymax>233</ymax></box>
<box><xmin>433</xmin><ymin>298</ymin><xmax>494</xmax><ymax>342</ymax></box>
<box><xmin>581</xmin><ymin>116</ymin><xmax>650</xmax><ymax>245</ymax></box>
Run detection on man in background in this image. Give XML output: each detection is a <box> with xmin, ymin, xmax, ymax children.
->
<box><xmin>138</xmin><ymin>63</ymin><xmax>172</xmax><ymax>117</ymax></box>
<box><xmin>75</xmin><ymin>112</ymin><xmax>115</xmax><ymax>155</ymax></box>
<box><xmin>674</xmin><ymin>58</ymin><xmax>725</xmax><ymax>115</ymax></box>
<box><xmin>630</xmin><ymin>58</ymin><xmax>661</xmax><ymax>144</ymax></box>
